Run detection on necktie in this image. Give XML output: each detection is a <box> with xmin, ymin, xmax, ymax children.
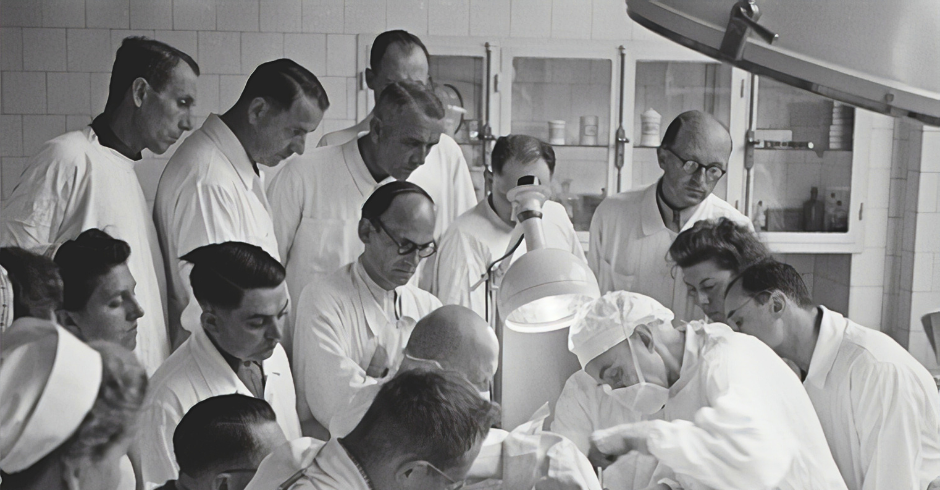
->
<box><xmin>671</xmin><ymin>208</ymin><xmax>682</xmax><ymax>232</ymax></box>
<box><xmin>236</xmin><ymin>361</ymin><xmax>265</xmax><ymax>398</ymax></box>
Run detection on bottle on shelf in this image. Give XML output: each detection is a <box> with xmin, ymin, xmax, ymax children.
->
<box><xmin>829</xmin><ymin>200</ymin><xmax>849</xmax><ymax>232</ymax></box>
<box><xmin>753</xmin><ymin>200</ymin><xmax>767</xmax><ymax>231</ymax></box>
<box><xmin>802</xmin><ymin>187</ymin><xmax>825</xmax><ymax>232</ymax></box>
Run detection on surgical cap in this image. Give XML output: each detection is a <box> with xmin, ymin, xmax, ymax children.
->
<box><xmin>568</xmin><ymin>291</ymin><xmax>675</xmax><ymax>367</ymax></box>
<box><xmin>0</xmin><ymin>319</ymin><xmax>103</xmax><ymax>473</ymax></box>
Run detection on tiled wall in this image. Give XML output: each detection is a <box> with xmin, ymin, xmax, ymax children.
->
<box><xmin>0</xmin><ymin>0</ymin><xmax>642</xmax><ymax>211</ymax></box>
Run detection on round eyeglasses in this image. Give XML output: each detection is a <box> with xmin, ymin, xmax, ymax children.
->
<box><xmin>664</xmin><ymin>147</ymin><xmax>727</xmax><ymax>182</ymax></box>
<box><xmin>372</xmin><ymin>219</ymin><xmax>437</xmax><ymax>258</ymax></box>
<box><xmin>422</xmin><ymin>461</ymin><xmax>466</xmax><ymax>490</ymax></box>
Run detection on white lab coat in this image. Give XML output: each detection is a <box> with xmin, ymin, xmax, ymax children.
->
<box><xmin>588</xmin><ymin>182</ymin><xmax>752</xmax><ymax>321</ymax></box>
<box><xmin>317</xmin><ymin>114</ymin><xmax>478</xmax><ymax>241</ymax></box>
<box><xmin>642</xmin><ymin>322</ymin><xmax>847</xmax><ymax>490</ymax></box>
<box><xmin>154</xmin><ymin>114</ymin><xmax>280</xmax><ymax>337</ymax></box>
<box><xmin>292</xmin><ymin>259</ymin><xmax>442</xmax><ymax>430</ymax></box>
<box><xmin>134</xmin><ymin>327</ymin><xmax>301</xmax><ymax>487</ymax></box>
<box><xmin>803</xmin><ymin>307</ymin><xmax>940</xmax><ymax>490</ymax></box>
<box><xmin>280</xmin><ymin>439</ymin><xmax>371</xmax><ymax>490</ymax></box>
<box><xmin>0</xmin><ymin>128</ymin><xmax>169</xmax><ymax>375</ymax></box>
<box><xmin>423</xmin><ymin>197</ymin><xmax>585</xmax><ymax>317</ymax></box>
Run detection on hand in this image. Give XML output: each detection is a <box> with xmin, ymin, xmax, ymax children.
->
<box><xmin>587</xmin><ymin>444</ymin><xmax>619</xmax><ymax>469</ymax></box>
<box><xmin>366</xmin><ymin>345</ymin><xmax>389</xmax><ymax>378</ymax></box>
<box><xmin>590</xmin><ymin>421</ymin><xmax>656</xmax><ymax>457</ymax></box>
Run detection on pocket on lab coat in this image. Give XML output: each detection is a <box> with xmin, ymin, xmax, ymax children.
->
<box><xmin>598</xmin><ymin>258</ymin><xmax>637</xmax><ymax>293</ymax></box>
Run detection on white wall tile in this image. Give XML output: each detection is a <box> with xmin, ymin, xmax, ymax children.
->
<box><xmin>42</xmin><ymin>0</ymin><xmax>85</xmax><ymax>28</ymax></box>
<box><xmin>1</xmin><ymin>157</ymin><xmax>30</xmax><ymax>200</ymax></box>
<box><xmin>851</xmin><ymin>248</ymin><xmax>886</xmax><ymax>287</ymax></box>
<box><xmin>67</xmin><ymin>29</ymin><xmax>112</xmax><ymax>72</ymax></box>
<box><xmin>23</xmin><ymin>28</ymin><xmax>66</xmax><ymax>71</ymax></box>
<box><xmin>302</xmin><ymin>0</ymin><xmax>344</xmax><ymax>33</ymax></box>
<box><xmin>868</xmin><ymin>127</ymin><xmax>894</xmax><ymax>169</ymax></box>
<box><xmin>110</xmin><ymin>29</ymin><xmax>155</xmax><ymax>53</ymax></box>
<box><xmin>86</xmin><ymin>0</ymin><xmax>129</xmax><ymax>28</ymax></box>
<box><xmin>552</xmin><ymin>0</ymin><xmax>591</xmax><ymax>39</ymax></box>
<box><xmin>193</xmin><ymin>74</ymin><xmax>220</xmax><ymax>116</ymax></box>
<box><xmin>469</xmin><ymin>0</ymin><xmax>509</xmax><ymax>37</ymax></box>
<box><xmin>345</xmin><ymin>0</ymin><xmax>387</xmax><ymax>34</ymax></box>
<box><xmin>220</xmin><ymin>74</ymin><xmax>249</xmax><ymax>108</ymax></box>
<box><xmin>321</xmin><ymin>118</ymin><xmax>354</xmax><ymax>133</ymax></box>
<box><xmin>912</xmin><ymin>251</ymin><xmax>935</xmax><ymax>293</ymax></box>
<box><xmin>198</xmin><ymin>31</ymin><xmax>242</xmax><ymax>74</ymax></box>
<box><xmin>345</xmin><ymin>77</ymin><xmax>357</xmax><ymax>119</ymax></box>
<box><xmin>241</xmin><ymin>32</ymin><xmax>284</xmax><ymax>73</ymax></box>
<box><xmin>1</xmin><ymin>0</ymin><xmax>43</xmax><ymax>27</ymax></box>
<box><xmin>66</xmin><ymin>114</ymin><xmax>91</xmax><ymax>131</ymax></box>
<box><xmin>922</xmin><ymin>130</ymin><xmax>940</xmax><ymax>173</ymax></box>
<box><xmin>174</xmin><ymin>0</ymin><xmax>216</xmax><ymax>31</ymax></box>
<box><xmin>284</xmin><ymin>33</ymin><xmax>327</xmax><ymax>75</ymax></box>
<box><xmin>47</xmin><ymin>72</ymin><xmax>90</xmax><ymax>115</ymax></box>
<box><xmin>866</xmin><ymin>166</ymin><xmax>890</xmax><ymax>209</ymax></box>
<box><xmin>591</xmin><ymin>0</ymin><xmax>631</xmax><ymax>40</ymax></box>
<box><xmin>2</xmin><ymin>72</ymin><xmax>46</xmax><ymax>114</ymax></box>
<box><xmin>933</xmin><ymin>252</ymin><xmax>940</xmax><ymax>292</ymax></box>
<box><xmin>510</xmin><ymin>0</ymin><xmax>551</xmax><ymax>38</ymax></box>
<box><xmin>326</xmin><ymin>34</ymin><xmax>356</xmax><ymax>77</ymax></box>
<box><xmin>848</xmin><ymin>285</ymin><xmax>884</xmax><ymax>329</ymax></box>
<box><xmin>0</xmin><ymin>28</ymin><xmax>23</xmax><ymax>70</ymax></box>
<box><xmin>90</xmin><ymin>72</ymin><xmax>109</xmax><ymax>114</ymax></box>
<box><xmin>864</xmin><ymin>207</ymin><xmax>889</xmax><ymax>249</ymax></box>
<box><xmin>153</xmin><ymin>30</ymin><xmax>198</xmax><ymax>58</ymax></box>
<box><xmin>217</xmin><ymin>0</ymin><xmax>259</xmax><ymax>31</ymax></box>
<box><xmin>260</xmin><ymin>0</ymin><xmax>301</xmax><ymax>32</ymax></box>
<box><xmin>919</xmin><ymin>173</ymin><xmax>939</xmax><ymax>213</ymax></box>
<box><xmin>22</xmin><ymin>115</ymin><xmax>66</xmax><ymax>154</ymax></box>
<box><xmin>0</xmin><ymin>116</ymin><xmax>23</xmax><ymax>156</ymax></box>
<box><xmin>429</xmin><ymin>0</ymin><xmax>468</xmax><ymax>36</ymax></box>
<box><xmin>914</xmin><ymin>212</ymin><xmax>940</xmax><ymax>254</ymax></box>
<box><xmin>387</xmin><ymin>0</ymin><xmax>427</xmax><ymax>35</ymax></box>
<box><xmin>130</xmin><ymin>0</ymin><xmax>172</xmax><ymax>29</ymax></box>
<box><xmin>318</xmin><ymin>76</ymin><xmax>347</xmax><ymax>118</ymax></box>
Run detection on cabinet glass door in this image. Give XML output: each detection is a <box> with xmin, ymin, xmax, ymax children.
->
<box><xmin>509</xmin><ymin>56</ymin><xmax>613</xmax><ymax>231</ymax></box>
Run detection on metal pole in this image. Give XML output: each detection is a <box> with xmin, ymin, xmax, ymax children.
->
<box><xmin>614</xmin><ymin>46</ymin><xmax>629</xmax><ymax>193</ymax></box>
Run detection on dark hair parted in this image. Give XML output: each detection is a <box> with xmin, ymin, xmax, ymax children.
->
<box><xmin>105</xmin><ymin>36</ymin><xmax>200</xmax><ymax>114</ymax></box>
<box><xmin>54</xmin><ymin>229</ymin><xmax>131</xmax><ymax>312</ymax></box>
<box><xmin>370</xmin><ymin>30</ymin><xmax>430</xmax><ymax>71</ymax></box>
<box><xmin>237</xmin><ymin>58</ymin><xmax>330</xmax><ymax>112</ymax></box>
<box><xmin>730</xmin><ymin>260</ymin><xmax>815</xmax><ymax>309</ymax></box>
<box><xmin>490</xmin><ymin>134</ymin><xmax>556</xmax><ymax>175</ymax></box>
<box><xmin>173</xmin><ymin>394</ymin><xmax>278</xmax><ymax>477</ymax></box>
<box><xmin>361</xmin><ymin>181</ymin><xmax>434</xmax><ymax>222</ymax></box>
<box><xmin>182</xmin><ymin>242</ymin><xmax>285</xmax><ymax>310</ymax></box>
<box><xmin>349</xmin><ymin>369</ymin><xmax>499</xmax><ymax>468</ymax></box>
<box><xmin>0</xmin><ymin>247</ymin><xmax>63</xmax><ymax>319</ymax></box>
<box><xmin>669</xmin><ymin>218</ymin><xmax>770</xmax><ymax>273</ymax></box>
<box><xmin>374</xmin><ymin>80</ymin><xmax>445</xmax><ymax>123</ymax></box>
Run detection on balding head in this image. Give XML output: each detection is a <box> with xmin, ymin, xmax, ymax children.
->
<box><xmin>404</xmin><ymin>306</ymin><xmax>499</xmax><ymax>393</ymax></box>
<box><xmin>658</xmin><ymin>110</ymin><xmax>733</xmax><ymax>208</ymax></box>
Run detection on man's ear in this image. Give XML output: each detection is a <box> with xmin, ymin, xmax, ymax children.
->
<box><xmin>247</xmin><ymin>97</ymin><xmax>270</xmax><ymax>126</ymax></box>
<box><xmin>56</xmin><ymin>309</ymin><xmax>77</xmax><ymax>328</ymax></box>
<box><xmin>483</xmin><ymin>168</ymin><xmax>493</xmax><ymax>189</ymax></box>
<box><xmin>656</xmin><ymin>148</ymin><xmax>668</xmax><ymax>170</ymax></box>
<box><xmin>201</xmin><ymin>306</ymin><xmax>220</xmax><ymax>335</ymax></box>
<box><xmin>131</xmin><ymin>77</ymin><xmax>149</xmax><ymax>108</ymax></box>
<box><xmin>634</xmin><ymin>324</ymin><xmax>656</xmax><ymax>352</ymax></box>
<box><xmin>369</xmin><ymin>115</ymin><xmax>384</xmax><ymax>142</ymax></box>
<box><xmin>61</xmin><ymin>457</ymin><xmax>82</xmax><ymax>490</ymax></box>
<box><xmin>358</xmin><ymin>219</ymin><xmax>373</xmax><ymax>244</ymax></box>
<box><xmin>395</xmin><ymin>460</ymin><xmax>424</xmax><ymax>488</ymax></box>
<box><xmin>769</xmin><ymin>291</ymin><xmax>787</xmax><ymax>317</ymax></box>
<box><xmin>211</xmin><ymin>473</ymin><xmax>231</xmax><ymax>490</ymax></box>
<box><xmin>365</xmin><ymin>67</ymin><xmax>377</xmax><ymax>91</ymax></box>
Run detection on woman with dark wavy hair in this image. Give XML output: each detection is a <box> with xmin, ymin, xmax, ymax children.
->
<box><xmin>668</xmin><ymin>217</ymin><xmax>771</xmax><ymax>322</ymax></box>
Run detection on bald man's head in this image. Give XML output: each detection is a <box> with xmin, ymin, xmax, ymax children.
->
<box><xmin>658</xmin><ymin>110</ymin><xmax>733</xmax><ymax>209</ymax></box>
<box><xmin>405</xmin><ymin>305</ymin><xmax>499</xmax><ymax>393</ymax></box>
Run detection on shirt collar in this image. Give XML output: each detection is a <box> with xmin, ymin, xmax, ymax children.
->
<box><xmin>342</xmin><ymin>137</ymin><xmax>388</xmax><ymax>196</ymax></box>
<box><xmin>484</xmin><ymin>194</ymin><xmax>515</xmax><ymax>233</ymax></box>
<box><xmin>191</xmin><ymin>326</ymin><xmax>283</xmax><ymax>390</ymax></box>
<box><xmin>91</xmin><ymin>114</ymin><xmax>142</xmax><ymax>161</ymax></box>
<box><xmin>202</xmin><ymin>114</ymin><xmax>259</xmax><ymax>190</ymax></box>
<box><xmin>804</xmin><ymin>306</ymin><xmax>847</xmax><ymax>390</ymax></box>
<box><xmin>313</xmin><ymin>439</ymin><xmax>372</xmax><ymax>490</ymax></box>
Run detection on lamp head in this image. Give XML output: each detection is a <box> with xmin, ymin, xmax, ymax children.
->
<box><xmin>506</xmin><ymin>175</ymin><xmax>552</xmax><ymax>222</ymax></box>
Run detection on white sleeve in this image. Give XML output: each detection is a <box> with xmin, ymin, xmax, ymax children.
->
<box><xmin>448</xmin><ymin>142</ymin><xmax>478</xmax><ymax>216</ymax></box>
<box><xmin>132</xmin><ymin>400</ymin><xmax>183</xmax><ymax>487</ymax></box>
<box><xmin>266</xmin><ymin>162</ymin><xmax>305</xmax><ymax>265</ymax></box>
<box><xmin>551</xmin><ymin>373</ymin><xmax>597</xmax><ymax>454</ymax></box>
<box><xmin>428</xmin><ymin>229</ymin><xmax>488</xmax><ymax>315</ymax></box>
<box><xmin>587</xmin><ymin>205</ymin><xmax>604</xmax><ymax>283</ymax></box>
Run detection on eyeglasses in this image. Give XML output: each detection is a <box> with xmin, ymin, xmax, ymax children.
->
<box><xmin>372</xmin><ymin>219</ymin><xmax>437</xmax><ymax>258</ymax></box>
<box><xmin>422</xmin><ymin>461</ymin><xmax>466</xmax><ymax>490</ymax></box>
<box><xmin>724</xmin><ymin>290</ymin><xmax>772</xmax><ymax>326</ymax></box>
<box><xmin>664</xmin><ymin>147</ymin><xmax>727</xmax><ymax>182</ymax></box>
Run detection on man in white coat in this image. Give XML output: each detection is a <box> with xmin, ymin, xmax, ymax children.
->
<box><xmin>154</xmin><ymin>59</ymin><xmax>328</xmax><ymax>347</ymax></box>
<box><xmin>134</xmin><ymin>242</ymin><xmax>301</xmax><ymax>487</ymax></box>
<box><xmin>267</xmin><ymin>80</ymin><xmax>444</xmax><ymax>316</ymax></box>
<box><xmin>577</xmin><ymin>291</ymin><xmax>848</xmax><ymax>490</ymax></box>
<box><xmin>317</xmin><ymin>29</ymin><xmax>477</xmax><ymax>243</ymax></box>
<box><xmin>589</xmin><ymin>111</ymin><xmax>752</xmax><ymax>321</ymax></box>
<box><xmin>292</xmin><ymin>182</ymin><xmax>443</xmax><ymax>437</ymax></box>
<box><xmin>725</xmin><ymin>261</ymin><xmax>940</xmax><ymax>490</ymax></box>
<box><xmin>0</xmin><ymin>36</ymin><xmax>199</xmax><ymax>375</ymax></box>
<box><xmin>424</xmin><ymin>134</ymin><xmax>584</xmax><ymax>318</ymax></box>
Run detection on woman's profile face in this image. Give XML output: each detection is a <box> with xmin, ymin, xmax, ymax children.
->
<box><xmin>682</xmin><ymin>259</ymin><xmax>735</xmax><ymax>322</ymax></box>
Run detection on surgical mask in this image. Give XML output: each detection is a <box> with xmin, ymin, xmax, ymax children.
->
<box><xmin>603</xmin><ymin>338</ymin><xmax>669</xmax><ymax>415</ymax></box>
<box><xmin>479</xmin><ymin>390</ymin><xmax>491</xmax><ymax>400</ymax></box>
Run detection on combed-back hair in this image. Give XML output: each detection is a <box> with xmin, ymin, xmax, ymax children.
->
<box><xmin>236</xmin><ymin>58</ymin><xmax>330</xmax><ymax>112</ymax></box>
<box><xmin>54</xmin><ymin>229</ymin><xmax>131</xmax><ymax>312</ymax></box>
<box><xmin>0</xmin><ymin>247</ymin><xmax>63</xmax><ymax>319</ymax></box>
<box><xmin>490</xmin><ymin>134</ymin><xmax>556</xmax><ymax>175</ymax></box>
<box><xmin>361</xmin><ymin>181</ymin><xmax>434</xmax><ymax>223</ymax></box>
<box><xmin>182</xmin><ymin>242</ymin><xmax>285</xmax><ymax>310</ymax></box>
<box><xmin>105</xmin><ymin>36</ymin><xmax>199</xmax><ymax>114</ymax></box>
<box><xmin>350</xmin><ymin>369</ymin><xmax>499</xmax><ymax>468</ymax></box>
<box><xmin>374</xmin><ymin>80</ymin><xmax>445</xmax><ymax>123</ymax></box>
<box><xmin>173</xmin><ymin>394</ymin><xmax>278</xmax><ymax>477</ymax></box>
<box><xmin>730</xmin><ymin>260</ymin><xmax>815</xmax><ymax>309</ymax></box>
<box><xmin>370</xmin><ymin>30</ymin><xmax>430</xmax><ymax>71</ymax></box>
<box><xmin>669</xmin><ymin>218</ymin><xmax>770</xmax><ymax>273</ymax></box>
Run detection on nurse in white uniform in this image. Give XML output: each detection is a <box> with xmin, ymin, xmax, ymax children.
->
<box><xmin>0</xmin><ymin>37</ymin><xmax>199</xmax><ymax>375</ymax></box>
<box><xmin>725</xmin><ymin>261</ymin><xmax>940</xmax><ymax>490</ymax></box>
<box><xmin>588</xmin><ymin>111</ymin><xmax>752</xmax><ymax>321</ymax></box>
<box><xmin>574</xmin><ymin>291</ymin><xmax>848</xmax><ymax>490</ymax></box>
<box><xmin>317</xmin><ymin>30</ymin><xmax>477</xmax><ymax>245</ymax></box>
<box><xmin>154</xmin><ymin>59</ymin><xmax>327</xmax><ymax>346</ymax></box>
<box><xmin>424</xmin><ymin>134</ymin><xmax>584</xmax><ymax>317</ymax></box>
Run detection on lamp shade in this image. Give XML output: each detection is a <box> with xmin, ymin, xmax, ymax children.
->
<box><xmin>498</xmin><ymin>248</ymin><xmax>600</xmax><ymax>333</ymax></box>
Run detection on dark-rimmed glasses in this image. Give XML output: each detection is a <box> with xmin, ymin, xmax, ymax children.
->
<box><xmin>664</xmin><ymin>147</ymin><xmax>727</xmax><ymax>182</ymax></box>
<box><xmin>422</xmin><ymin>461</ymin><xmax>466</xmax><ymax>490</ymax></box>
<box><xmin>372</xmin><ymin>219</ymin><xmax>437</xmax><ymax>258</ymax></box>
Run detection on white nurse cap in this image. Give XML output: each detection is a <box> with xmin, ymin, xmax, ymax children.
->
<box><xmin>568</xmin><ymin>291</ymin><xmax>675</xmax><ymax>368</ymax></box>
<box><xmin>0</xmin><ymin>318</ymin><xmax>103</xmax><ymax>473</ymax></box>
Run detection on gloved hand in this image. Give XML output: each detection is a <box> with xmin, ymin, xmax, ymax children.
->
<box><xmin>590</xmin><ymin>421</ymin><xmax>658</xmax><ymax>457</ymax></box>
